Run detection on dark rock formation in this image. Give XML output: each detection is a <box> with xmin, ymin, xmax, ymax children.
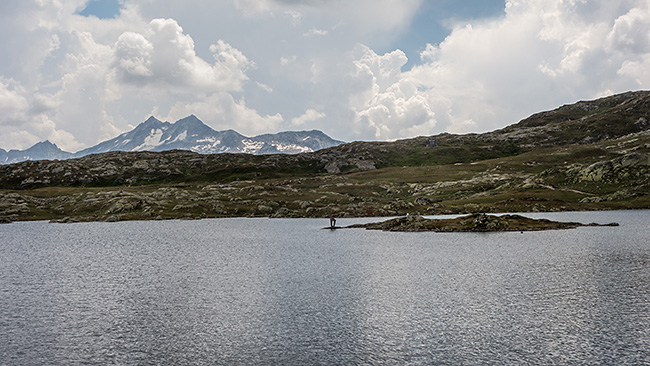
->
<box><xmin>347</xmin><ymin>213</ymin><xmax>619</xmax><ymax>232</ymax></box>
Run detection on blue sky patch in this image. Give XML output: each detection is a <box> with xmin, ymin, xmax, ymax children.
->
<box><xmin>78</xmin><ymin>0</ymin><xmax>122</xmax><ymax>19</ymax></box>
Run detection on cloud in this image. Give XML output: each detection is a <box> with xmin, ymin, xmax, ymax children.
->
<box><xmin>304</xmin><ymin>27</ymin><xmax>328</xmax><ymax>36</ymax></box>
<box><xmin>114</xmin><ymin>31</ymin><xmax>154</xmax><ymax>80</ymax></box>
<box><xmin>0</xmin><ymin>1</ymin><xmax>80</xmax><ymax>88</ymax></box>
<box><xmin>125</xmin><ymin>0</ymin><xmax>426</xmax><ymax>139</ymax></box>
<box><xmin>348</xmin><ymin>46</ymin><xmax>438</xmax><ymax>139</ymax></box>
<box><xmin>291</xmin><ymin>108</ymin><xmax>326</xmax><ymax>126</ymax></box>
<box><xmin>0</xmin><ymin>1</ymin><xmax>143</xmax><ymax>150</ymax></box>
<box><xmin>3</xmin><ymin>0</ymin><xmax>650</xmax><ymax>152</ymax></box>
<box><xmin>284</xmin><ymin>9</ymin><xmax>302</xmax><ymax>25</ymax></box>
<box><xmin>113</xmin><ymin>18</ymin><xmax>252</xmax><ymax>92</ymax></box>
<box><xmin>0</xmin><ymin>2</ymin><xmax>265</xmax><ymax>150</ymax></box>
<box><xmin>232</xmin><ymin>0</ymin><xmax>273</xmax><ymax>16</ymax></box>
<box><xmin>607</xmin><ymin>5</ymin><xmax>650</xmax><ymax>54</ymax></box>
<box><xmin>340</xmin><ymin>0</ymin><xmax>423</xmax><ymax>36</ymax></box>
<box><xmin>230</xmin><ymin>0</ymin><xmax>423</xmax><ymax>37</ymax></box>
<box><xmin>257</xmin><ymin>82</ymin><xmax>273</xmax><ymax>93</ymax></box>
<box><xmin>52</xmin><ymin>30</ymin><xmax>121</xmax><ymax>149</ymax></box>
<box><xmin>346</xmin><ymin>0</ymin><xmax>650</xmax><ymax>139</ymax></box>
<box><xmin>0</xmin><ymin>79</ymin><xmax>29</xmax><ymax>122</ymax></box>
<box><xmin>0</xmin><ymin>77</ymin><xmax>82</xmax><ymax>151</ymax></box>
<box><xmin>280</xmin><ymin>56</ymin><xmax>297</xmax><ymax>65</ymax></box>
<box><xmin>164</xmin><ymin>92</ymin><xmax>283</xmax><ymax>136</ymax></box>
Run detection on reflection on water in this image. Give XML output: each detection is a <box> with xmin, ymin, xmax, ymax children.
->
<box><xmin>1</xmin><ymin>211</ymin><xmax>649</xmax><ymax>365</ymax></box>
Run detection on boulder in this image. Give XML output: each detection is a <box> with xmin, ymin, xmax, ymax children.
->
<box><xmin>105</xmin><ymin>215</ymin><xmax>119</xmax><ymax>222</ymax></box>
<box><xmin>257</xmin><ymin>205</ymin><xmax>274</xmax><ymax>214</ymax></box>
<box><xmin>414</xmin><ymin>196</ymin><xmax>435</xmax><ymax>205</ymax></box>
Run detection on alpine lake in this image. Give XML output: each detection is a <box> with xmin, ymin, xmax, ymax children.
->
<box><xmin>1</xmin><ymin>210</ymin><xmax>649</xmax><ymax>365</ymax></box>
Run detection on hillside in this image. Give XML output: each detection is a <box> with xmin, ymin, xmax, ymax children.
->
<box><xmin>0</xmin><ymin>91</ymin><xmax>649</xmax><ymax>223</ymax></box>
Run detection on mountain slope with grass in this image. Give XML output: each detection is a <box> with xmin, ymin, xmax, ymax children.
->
<box><xmin>1</xmin><ymin>91</ymin><xmax>649</xmax><ymax>222</ymax></box>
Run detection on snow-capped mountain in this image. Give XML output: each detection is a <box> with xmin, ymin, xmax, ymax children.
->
<box><xmin>0</xmin><ymin>141</ymin><xmax>72</xmax><ymax>165</ymax></box>
<box><xmin>73</xmin><ymin>115</ymin><xmax>237</xmax><ymax>156</ymax></box>
<box><xmin>1</xmin><ymin>115</ymin><xmax>344</xmax><ymax>164</ymax></box>
<box><xmin>252</xmin><ymin>130</ymin><xmax>347</xmax><ymax>154</ymax></box>
<box><xmin>75</xmin><ymin>115</ymin><xmax>344</xmax><ymax>156</ymax></box>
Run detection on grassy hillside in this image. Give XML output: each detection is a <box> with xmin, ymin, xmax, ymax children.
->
<box><xmin>1</xmin><ymin>91</ymin><xmax>649</xmax><ymax>223</ymax></box>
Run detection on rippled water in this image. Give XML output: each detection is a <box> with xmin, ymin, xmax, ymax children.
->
<box><xmin>1</xmin><ymin>211</ymin><xmax>649</xmax><ymax>365</ymax></box>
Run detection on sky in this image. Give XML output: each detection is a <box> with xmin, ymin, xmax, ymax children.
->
<box><xmin>1</xmin><ymin>0</ymin><xmax>650</xmax><ymax>152</ymax></box>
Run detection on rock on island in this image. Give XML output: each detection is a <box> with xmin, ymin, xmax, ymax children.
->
<box><xmin>346</xmin><ymin>213</ymin><xmax>619</xmax><ymax>232</ymax></box>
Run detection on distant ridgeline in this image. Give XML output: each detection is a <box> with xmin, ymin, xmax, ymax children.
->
<box><xmin>0</xmin><ymin>115</ymin><xmax>345</xmax><ymax>164</ymax></box>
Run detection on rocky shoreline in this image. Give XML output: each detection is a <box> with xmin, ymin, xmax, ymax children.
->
<box><xmin>346</xmin><ymin>213</ymin><xmax>619</xmax><ymax>232</ymax></box>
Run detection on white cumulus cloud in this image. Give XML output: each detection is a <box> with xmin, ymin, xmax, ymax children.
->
<box><xmin>347</xmin><ymin>46</ymin><xmax>438</xmax><ymax>139</ymax></box>
<box><xmin>113</xmin><ymin>18</ymin><xmax>252</xmax><ymax>92</ymax></box>
<box><xmin>291</xmin><ymin>108</ymin><xmax>326</xmax><ymax>126</ymax></box>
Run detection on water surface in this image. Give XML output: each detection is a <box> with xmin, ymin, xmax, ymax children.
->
<box><xmin>1</xmin><ymin>211</ymin><xmax>649</xmax><ymax>365</ymax></box>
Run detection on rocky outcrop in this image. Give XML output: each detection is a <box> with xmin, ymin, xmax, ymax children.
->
<box><xmin>319</xmin><ymin>145</ymin><xmax>378</xmax><ymax>173</ymax></box>
<box><xmin>0</xmin><ymin>149</ymin><xmax>329</xmax><ymax>189</ymax></box>
<box><xmin>569</xmin><ymin>153</ymin><xmax>650</xmax><ymax>183</ymax></box>
<box><xmin>347</xmin><ymin>213</ymin><xmax>619</xmax><ymax>232</ymax></box>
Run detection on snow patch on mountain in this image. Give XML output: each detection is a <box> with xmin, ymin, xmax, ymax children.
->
<box><xmin>242</xmin><ymin>140</ymin><xmax>265</xmax><ymax>154</ymax></box>
<box><xmin>174</xmin><ymin>131</ymin><xmax>188</xmax><ymax>142</ymax></box>
<box><xmin>275</xmin><ymin>143</ymin><xmax>311</xmax><ymax>153</ymax></box>
<box><xmin>134</xmin><ymin>129</ymin><xmax>165</xmax><ymax>151</ymax></box>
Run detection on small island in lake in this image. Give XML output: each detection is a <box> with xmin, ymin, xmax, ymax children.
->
<box><xmin>346</xmin><ymin>213</ymin><xmax>619</xmax><ymax>232</ymax></box>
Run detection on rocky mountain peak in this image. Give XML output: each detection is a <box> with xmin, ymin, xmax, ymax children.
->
<box><xmin>143</xmin><ymin>116</ymin><xmax>162</xmax><ymax>124</ymax></box>
<box><xmin>29</xmin><ymin>140</ymin><xmax>57</xmax><ymax>149</ymax></box>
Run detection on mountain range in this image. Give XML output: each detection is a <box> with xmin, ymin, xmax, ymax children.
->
<box><xmin>0</xmin><ymin>115</ymin><xmax>344</xmax><ymax>164</ymax></box>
